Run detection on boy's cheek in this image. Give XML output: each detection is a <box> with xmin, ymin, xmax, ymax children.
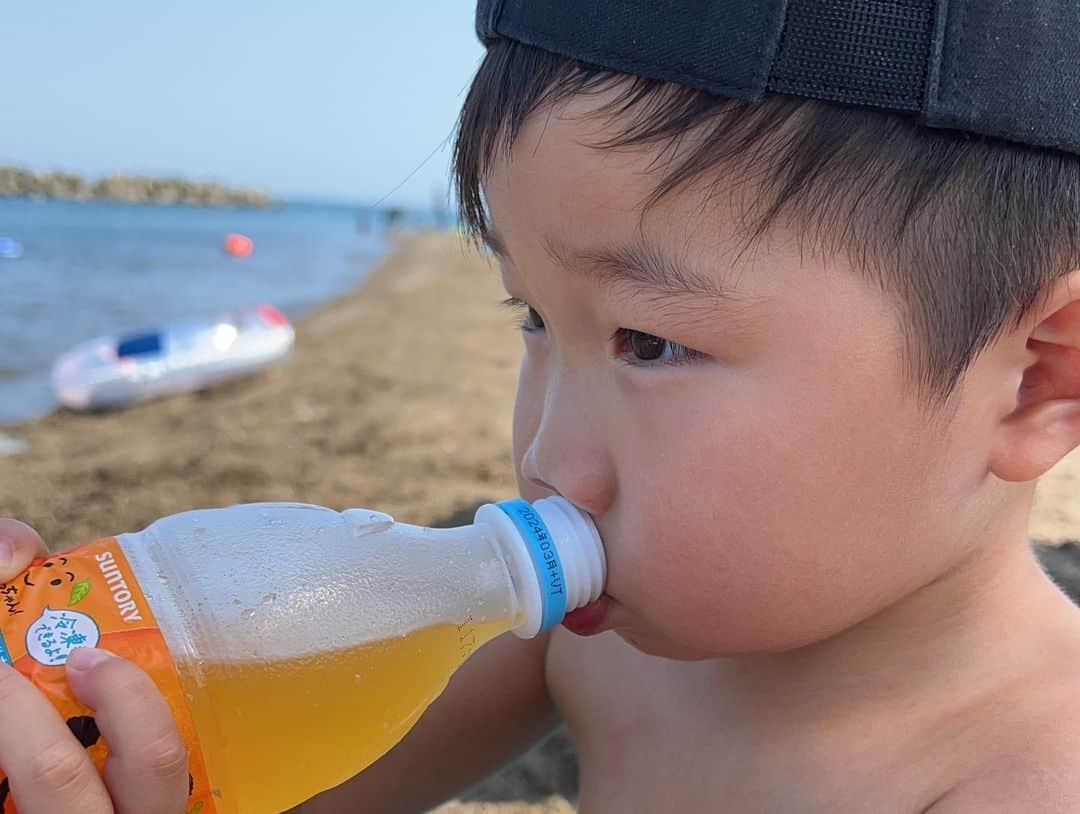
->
<box><xmin>611</xmin><ymin>524</ymin><xmax>917</xmax><ymax>657</ymax></box>
<box><xmin>601</xmin><ymin>506</ymin><xmax>860</xmax><ymax>655</ymax></box>
<box><xmin>607</xmin><ymin>431</ymin><xmax>915</xmax><ymax>651</ymax></box>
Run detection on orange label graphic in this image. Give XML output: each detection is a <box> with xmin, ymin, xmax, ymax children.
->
<box><xmin>0</xmin><ymin>538</ymin><xmax>216</xmax><ymax>814</ymax></box>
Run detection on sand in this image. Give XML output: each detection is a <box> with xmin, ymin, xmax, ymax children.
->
<box><xmin>2</xmin><ymin>231</ymin><xmax>1079</xmax><ymax>811</ymax></box>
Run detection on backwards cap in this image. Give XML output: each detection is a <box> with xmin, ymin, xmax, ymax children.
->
<box><xmin>476</xmin><ymin>0</ymin><xmax>1080</xmax><ymax>157</ymax></box>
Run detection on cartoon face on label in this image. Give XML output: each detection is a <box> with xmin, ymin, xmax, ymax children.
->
<box><xmin>2</xmin><ymin>555</ymin><xmax>94</xmax><ymax>619</ymax></box>
<box><xmin>24</xmin><ymin>555</ymin><xmax>75</xmax><ymax>589</ymax></box>
<box><xmin>25</xmin><ymin>607</ymin><xmax>100</xmax><ymax>666</ymax></box>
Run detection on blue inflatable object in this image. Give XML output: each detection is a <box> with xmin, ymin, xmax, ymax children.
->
<box><xmin>51</xmin><ymin>304</ymin><xmax>295</xmax><ymax>410</ymax></box>
<box><xmin>0</xmin><ymin>237</ymin><xmax>22</xmax><ymax>259</ymax></box>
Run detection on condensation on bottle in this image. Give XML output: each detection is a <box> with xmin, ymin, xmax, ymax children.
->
<box><xmin>0</xmin><ymin>497</ymin><xmax>605</xmax><ymax>814</ymax></box>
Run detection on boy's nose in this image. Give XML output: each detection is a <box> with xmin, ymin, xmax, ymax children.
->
<box><xmin>518</xmin><ymin>389</ymin><xmax>616</xmax><ymax>516</ymax></box>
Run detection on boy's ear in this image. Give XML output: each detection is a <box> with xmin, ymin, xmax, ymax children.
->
<box><xmin>990</xmin><ymin>268</ymin><xmax>1080</xmax><ymax>482</ymax></box>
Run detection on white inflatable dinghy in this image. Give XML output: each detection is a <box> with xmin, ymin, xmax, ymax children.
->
<box><xmin>51</xmin><ymin>304</ymin><xmax>295</xmax><ymax>410</ymax></box>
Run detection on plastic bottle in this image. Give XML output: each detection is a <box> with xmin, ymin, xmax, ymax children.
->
<box><xmin>0</xmin><ymin>497</ymin><xmax>604</xmax><ymax>814</ymax></box>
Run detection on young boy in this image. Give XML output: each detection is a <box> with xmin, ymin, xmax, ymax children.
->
<box><xmin>3</xmin><ymin>2</ymin><xmax>1080</xmax><ymax>811</ymax></box>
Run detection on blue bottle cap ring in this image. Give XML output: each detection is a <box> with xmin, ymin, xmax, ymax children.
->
<box><xmin>497</xmin><ymin>499</ymin><xmax>567</xmax><ymax>633</ymax></box>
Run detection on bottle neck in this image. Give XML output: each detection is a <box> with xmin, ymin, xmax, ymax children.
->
<box><xmin>365</xmin><ymin>521</ymin><xmax>525</xmax><ymax>635</ymax></box>
<box><xmin>474</xmin><ymin>497</ymin><xmax>606</xmax><ymax>639</ymax></box>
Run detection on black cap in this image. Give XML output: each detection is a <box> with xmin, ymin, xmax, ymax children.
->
<box><xmin>476</xmin><ymin>0</ymin><xmax>1080</xmax><ymax>157</ymax></box>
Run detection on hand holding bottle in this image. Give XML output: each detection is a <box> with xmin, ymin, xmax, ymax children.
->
<box><xmin>0</xmin><ymin>518</ymin><xmax>189</xmax><ymax>814</ymax></box>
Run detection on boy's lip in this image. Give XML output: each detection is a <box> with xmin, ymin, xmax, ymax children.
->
<box><xmin>562</xmin><ymin>594</ymin><xmax>614</xmax><ymax>636</ymax></box>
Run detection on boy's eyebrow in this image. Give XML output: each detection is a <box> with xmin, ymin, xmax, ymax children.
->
<box><xmin>483</xmin><ymin>228</ymin><xmax>749</xmax><ymax>308</ymax></box>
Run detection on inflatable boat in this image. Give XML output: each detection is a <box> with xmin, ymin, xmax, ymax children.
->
<box><xmin>51</xmin><ymin>304</ymin><xmax>295</xmax><ymax>410</ymax></box>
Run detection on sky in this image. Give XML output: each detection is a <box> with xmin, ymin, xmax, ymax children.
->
<box><xmin>1</xmin><ymin>1</ymin><xmax>485</xmax><ymax>207</ymax></box>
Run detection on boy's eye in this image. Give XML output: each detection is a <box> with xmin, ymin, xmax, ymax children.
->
<box><xmin>500</xmin><ymin>298</ymin><xmax>702</xmax><ymax>366</ymax></box>
<box><xmin>627</xmin><ymin>331</ymin><xmax>666</xmax><ymax>361</ymax></box>
<box><xmin>522</xmin><ymin>306</ymin><xmax>545</xmax><ymax>331</ymax></box>
<box><xmin>613</xmin><ymin>328</ymin><xmax>703</xmax><ymax>366</ymax></box>
<box><xmin>502</xmin><ymin>297</ymin><xmax>545</xmax><ymax>332</ymax></box>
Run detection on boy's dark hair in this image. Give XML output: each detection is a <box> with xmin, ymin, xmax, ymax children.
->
<box><xmin>453</xmin><ymin>40</ymin><xmax>1080</xmax><ymax>413</ymax></box>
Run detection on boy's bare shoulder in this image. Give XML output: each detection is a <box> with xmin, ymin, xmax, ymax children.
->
<box><xmin>927</xmin><ymin>739</ymin><xmax>1080</xmax><ymax>813</ymax></box>
<box><xmin>929</xmin><ymin>657</ymin><xmax>1080</xmax><ymax>813</ymax></box>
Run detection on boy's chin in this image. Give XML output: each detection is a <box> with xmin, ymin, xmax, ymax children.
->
<box><xmin>561</xmin><ymin>596</ymin><xmax>727</xmax><ymax>659</ymax></box>
<box><xmin>614</xmin><ymin>629</ymin><xmax>719</xmax><ymax>660</ymax></box>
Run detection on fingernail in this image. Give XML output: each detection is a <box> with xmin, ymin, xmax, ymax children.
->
<box><xmin>67</xmin><ymin>647</ymin><xmax>115</xmax><ymax>672</ymax></box>
<box><xmin>0</xmin><ymin>540</ymin><xmax>12</xmax><ymax>570</ymax></box>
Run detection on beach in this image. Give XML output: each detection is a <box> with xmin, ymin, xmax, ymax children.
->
<box><xmin>2</xmin><ymin>231</ymin><xmax>1079</xmax><ymax>811</ymax></box>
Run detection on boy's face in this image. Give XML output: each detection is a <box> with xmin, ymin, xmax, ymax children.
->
<box><xmin>484</xmin><ymin>93</ymin><xmax>1001</xmax><ymax>659</ymax></box>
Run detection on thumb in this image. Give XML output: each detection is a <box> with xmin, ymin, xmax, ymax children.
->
<box><xmin>0</xmin><ymin>518</ymin><xmax>47</xmax><ymax>582</ymax></box>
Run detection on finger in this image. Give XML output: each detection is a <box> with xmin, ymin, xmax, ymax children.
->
<box><xmin>67</xmin><ymin>648</ymin><xmax>189</xmax><ymax>814</ymax></box>
<box><xmin>0</xmin><ymin>518</ymin><xmax>47</xmax><ymax>582</ymax></box>
<box><xmin>0</xmin><ymin>661</ymin><xmax>113</xmax><ymax>813</ymax></box>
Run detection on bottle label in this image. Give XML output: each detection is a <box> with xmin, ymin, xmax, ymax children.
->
<box><xmin>497</xmin><ymin>499</ymin><xmax>567</xmax><ymax>632</ymax></box>
<box><xmin>0</xmin><ymin>538</ymin><xmax>217</xmax><ymax>814</ymax></box>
